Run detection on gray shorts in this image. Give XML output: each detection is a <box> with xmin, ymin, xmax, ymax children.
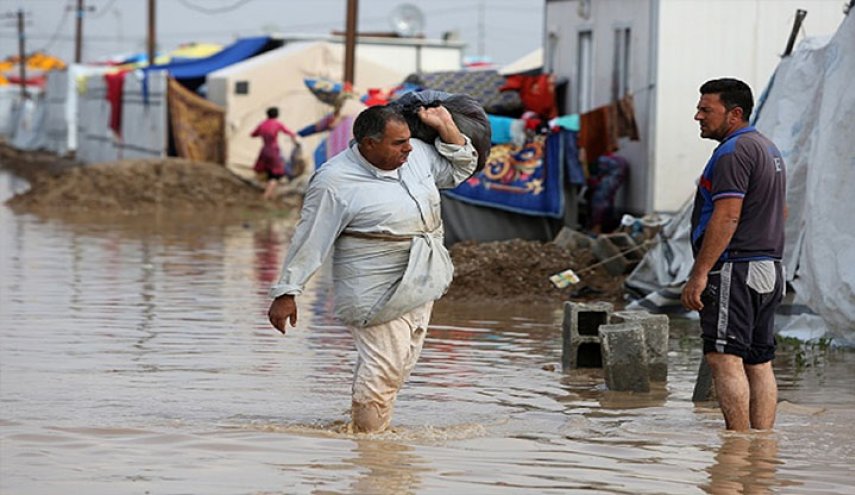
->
<box><xmin>700</xmin><ymin>260</ymin><xmax>784</xmax><ymax>364</ymax></box>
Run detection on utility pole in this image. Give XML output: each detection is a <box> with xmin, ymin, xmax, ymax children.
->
<box><xmin>344</xmin><ymin>0</ymin><xmax>358</xmax><ymax>85</ymax></box>
<box><xmin>147</xmin><ymin>0</ymin><xmax>156</xmax><ymax>66</ymax></box>
<box><xmin>74</xmin><ymin>0</ymin><xmax>83</xmax><ymax>62</ymax></box>
<box><xmin>72</xmin><ymin>0</ymin><xmax>95</xmax><ymax>63</ymax></box>
<box><xmin>17</xmin><ymin>9</ymin><xmax>26</xmax><ymax>98</ymax></box>
<box><xmin>73</xmin><ymin>0</ymin><xmax>95</xmax><ymax>64</ymax></box>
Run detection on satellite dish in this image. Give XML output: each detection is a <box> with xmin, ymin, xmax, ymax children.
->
<box><xmin>389</xmin><ymin>3</ymin><xmax>425</xmax><ymax>37</ymax></box>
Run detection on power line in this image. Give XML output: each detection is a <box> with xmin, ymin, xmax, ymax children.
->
<box><xmin>90</xmin><ymin>0</ymin><xmax>120</xmax><ymax>20</ymax></box>
<box><xmin>177</xmin><ymin>0</ymin><xmax>255</xmax><ymax>15</ymax></box>
<box><xmin>35</xmin><ymin>4</ymin><xmax>71</xmax><ymax>52</ymax></box>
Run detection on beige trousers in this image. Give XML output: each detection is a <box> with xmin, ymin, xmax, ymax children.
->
<box><xmin>348</xmin><ymin>301</ymin><xmax>433</xmax><ymax>433</ymax></box>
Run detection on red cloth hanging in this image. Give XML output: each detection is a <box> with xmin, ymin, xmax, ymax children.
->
<box><xmin>500</xmin><ymin>74</ymin><xmax>558</xmax><ymax>119</ymax></box>
<box><xmin>104</xmin><ymin>70</ymin><xmax>129</xmax><ymax>136</ymax></box>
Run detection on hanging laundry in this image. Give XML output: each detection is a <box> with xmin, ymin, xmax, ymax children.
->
<box><xmin>488</xmin><ymin>114</ymin><xmax>517</xmax><ymax>145</ymax></box>
<box><xmin>104</xmin><ymin>70</ymin><xmax>129</xmax><ymax>137</ymax></box>
<box><xmin>614</xmin><ymin>94</ymin><xmax>640</xmax><ymax>140</ymax></box>
<box><xmin>578</xmin><ymin>105</ymin><xmax>618</xmax><ymax>164</ymax></box>
<box><xmin>500</xmin><ymin>73</ymin><xmax>558</xmax><ymax>119</ymax></box>
<box><xmin>546</xmin><ymin>128</ymin><xmax>585</xmax><ymax>186</ymax></box>
<box><xmin>548</xmin><ymin>114</ymin><xmax>580</xmax><ymax>132</ymax></box>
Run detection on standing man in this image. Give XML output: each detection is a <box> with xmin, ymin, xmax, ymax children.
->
<box><xmin>682</xmin><ymin>78</ymin><xmax>786</xmax><ymax>431</ymax></box>
<box><xmin>267</xmin><ymin>104</ymin><xmax>478</xmax><ymax>433</ymax></box>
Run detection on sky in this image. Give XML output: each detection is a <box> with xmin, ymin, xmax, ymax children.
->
<box><xmin>0</xmin><ymin>0</ymin><xmax>545</xmax><ymax>65</ymax></box>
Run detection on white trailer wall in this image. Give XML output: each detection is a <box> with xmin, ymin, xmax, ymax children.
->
<box><xmin>653</xmin><ymin>0</ymin><xmax>845</xmax><ymax>211</ymax></box>
<box><xmin>44</xmin><ymin>70</ymin><xmax>69</xmax><ymax>155</ymax></box>
<box><xmin>544</xmin><ymin>0</ymin><xmax>655</xmax><ymax>214</ymax></box>
<box><xmin>77</xmin><ymin>71</ymin><xmax>168</xmax><ymax>164</ymax></box>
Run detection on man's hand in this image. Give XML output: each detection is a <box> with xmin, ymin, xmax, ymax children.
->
<box><xmin>681</xmin><ymin>272</ymin><xmax>708</xmax><ymax>311</ymax></box>
<box><xmin>417</xmin><ymin>106</ymin><xmax>465</xmax><ymax>145</ymax></box>
<box><xmin>268</xmin><ymin>294</ymin><xmax>298</xmax><ymax>334</ymax></box>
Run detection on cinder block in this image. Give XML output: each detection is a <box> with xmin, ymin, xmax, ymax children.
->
<box><xmin>592</xmin><ymin>235</ymin><xmax>631</xmax><ymax>276</ymax></box>
<box><xmin>606</xmin><ymin>232</ymin><xmax>644</xmax><ymax>263</ymax></box>
<box><xmin>599</xmin><ymin>322</ymin><xmax>650</xmax><ymax>392</ymax></box>
<box><xmin>561</xmin><ymin>301</ymin><xmax>613</xmax><ymax>370</ymax></box>
<box><xmin>552</xmin><ymin>227</ymin><xmax>593</xmax><ymax>251</ymax></box>
<box><xmin>692</xmin><ymin>358</ymin><xmax>715</xmax><ymax>402</ymax></box>
<box><xmin>610</xmin><ymin>310</ymin><xmax>670</xmax><ymax>381</ymax></box>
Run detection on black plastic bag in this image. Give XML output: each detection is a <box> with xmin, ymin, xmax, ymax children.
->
<box><xmin>391</xmin><ymin>90</ymin><xmax>491</xmax><ymax>173</ymax></box>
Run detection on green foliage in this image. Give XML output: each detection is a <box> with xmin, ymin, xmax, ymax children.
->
<box><xmin>776</xmin><ymin>335</ymin><xmax>835</xmax><ymax>371</ymax></box>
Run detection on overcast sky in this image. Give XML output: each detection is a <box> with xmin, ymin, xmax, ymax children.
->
<box><xmin>0</xmin><ymin>0</ymin><xmax>545</xmax><ymax>65</ymax></box>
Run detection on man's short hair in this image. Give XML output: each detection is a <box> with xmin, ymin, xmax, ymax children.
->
<box><xmin>353</xmin><ymin>105</ymin><xmax>408</xmax><ymax>143</ymax></box>
<box><xmin>700</xmin><ymin>78</ymin><xmax>754</xmax><ymax>122</ymax></box>
<box><xmin>266</xmin><ymin>107</ymin><xmax>279</xmax><ymax>119</ymax></box>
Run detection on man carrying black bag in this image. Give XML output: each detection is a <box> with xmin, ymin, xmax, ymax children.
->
<box><xmin>266</xmin><ymin>103</ymin><xmax>479</xmax><ymax>433</ymax></box>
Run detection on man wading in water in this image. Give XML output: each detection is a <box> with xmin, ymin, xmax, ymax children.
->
<box><xmin>267</xmin><ymin>104</ymin><xmax>477</xmax><ymax>433</ymax></box>
<box><xmin>682</xmin><ymin>78</ymin><xmax>786</xmax><ymax>431</ymax></box>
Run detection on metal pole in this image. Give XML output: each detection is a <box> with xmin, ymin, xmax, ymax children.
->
<box><xmin>344</xmin><ymin>0</ymin><xmax>358</xmax><ymax>85</ymax></box>
<box><xmin>147</xmin><ymin>0</ymin><xmax>156</xmax><ymax>66</ymax></box>
<box><xmin>783</xmin><ymin>9</ymin><xmax>808</xmax><ymax>57</ymax></box>
<box><xmin>17</xmin><ymin>9</ymin><xmax>26</xmax><ymax>98</ymax></box>
<box><xmin>75</xmin><ymin>0</ymin><xmax>83</xmax><ymax>63</ymax></box>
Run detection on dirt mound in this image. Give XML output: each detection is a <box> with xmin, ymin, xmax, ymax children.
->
<box><xmin>445</xmin><ymin>238</ymin><xmax>627</xmax><ymax>305</ymax></box>
<box><xmin>5</xmin><ymin>157</ymin><xmax>272</xmax><ymax>214</ymax></box>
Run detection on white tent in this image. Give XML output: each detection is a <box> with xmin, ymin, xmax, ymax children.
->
<box><xmin>499</xmin><ymin>47</ymin><xmax>543</xmax><ymax>76</ymax></box>
<box><xmin>626</xmin><ymin>11</ymin><xmax>855</xmax><ymax>344</ymax></box>
<box><xmin>207</xmin><ymin>42</ymin><xmax>407</xmax><ymax>181</ymax></box>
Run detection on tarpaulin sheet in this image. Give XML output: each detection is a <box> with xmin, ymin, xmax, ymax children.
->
<box><xmin>144</xmin><ymin>36</ymin><xmax>270</xmax><ymax>81</ymax></box>
<box><xmin>168</xmin><ymin>77</ymin><xmax>225</xmax><ymax>164</ymax></box>
<box><xmin>625</xmin><ymin>13</ymin><xmax>855</xmax><ymax>342</ymax></box>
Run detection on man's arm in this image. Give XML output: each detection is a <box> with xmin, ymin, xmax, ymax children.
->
<box><xmin>416</xmin><ymin>106</ymin><xmax>478</xmax><ymax>188</ymax></box>
<box><xmin>267</xmin><ymin>178</ymin><xmax>351</xmax><ymax>334</ymax></box>
<box><xmin>681</xmin><ymin>197</ymin><xmax>742</xmax><ymax>311</ymax></box>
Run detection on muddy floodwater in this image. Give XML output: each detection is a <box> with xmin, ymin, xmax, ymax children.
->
<box><xmin>1</xmin><ymin>170</ymin><xmax>854</xmax><ymax>495</ymax></box>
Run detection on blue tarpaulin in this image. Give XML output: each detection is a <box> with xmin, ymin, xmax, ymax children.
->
<box><xmin>144</xmin><ymin>36</ymin><xmax>271</xmax><ymax>80</ymax></box>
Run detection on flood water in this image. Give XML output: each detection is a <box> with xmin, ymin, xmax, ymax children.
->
<box><xmin>1</xmin><ymin>169</ymin><xmax>854</xmax><ymax>494</ymax></box>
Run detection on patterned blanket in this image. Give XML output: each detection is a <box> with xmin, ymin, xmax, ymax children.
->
<box><xmin>443</xmin><ymin>135</ymin><xmax>564</xmax><ymax>218</ymax></box>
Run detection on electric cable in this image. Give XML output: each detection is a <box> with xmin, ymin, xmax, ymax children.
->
<box><xmin>177</xmin><ymin>0</ymin><xmax>255</xmax><ymax>15</ymax></box>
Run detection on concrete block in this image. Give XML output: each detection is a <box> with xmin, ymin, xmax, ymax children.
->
<box><xmin>561</xmin><ymin>301</ymin><xmax>613</xmax><ymax>370</ymax></box>
<box><xmin>606</xmin><ymin>232</ymin><xmax>643</xmax><ymax>261</ymax></box>
<box><xmin>598</xmin><ymin>322</ymin><xmax>650</xmax><ymax>392</ymax></box>
<box><xmin>592</xmin><ymin>234</ymin><xmax>631</xmax><ymax>276</ymax></box>
<box><xmin>552</xmin><ymin>227</ymin><xmax>592</xmax><ymax>251</ymax></box>
<box><xmin>692</xmin><ymin>358</ymin><xmax>715</xmax><ymax>402</ymax></box>
<box><xmin>610</xmin><ymin>310</ymin><xmax>670</xmax><ymax>381</ymax></box>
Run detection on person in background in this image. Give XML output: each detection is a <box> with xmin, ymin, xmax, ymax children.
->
<box><xmin>267</xmin><ymin>104</ymin><xmax>478</xmax><ymax>433</ymax></box>
<box><xmin>682</xmin><ymin>78</ymin><xmax>786</xmax><ymax>431</ymax></box>
<box><xmin>251</xmin><ymin>107</ymin><xmax>300</xmax><ymax>200</ymax></box>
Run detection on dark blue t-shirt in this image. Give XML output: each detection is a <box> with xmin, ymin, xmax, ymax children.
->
<box><xmin>691</xmin><ymin>126</ymin><xmax>786</xmax><ymax>262</ymax></box>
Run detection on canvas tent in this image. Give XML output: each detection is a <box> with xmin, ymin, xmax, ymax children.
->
<box><xmin>207</xmin><ymin>42</ymin><xmax>406</xmax><ymax>181</ymax></box>
<box><xmin>499</xmin><ymin>47</ymin><xmax>543</xmax><ymax>76</ymax></box>
<box><xmin>625</xmin><ymin>12</ymin><xmax>855</xmax><ymax>344</ymax></box>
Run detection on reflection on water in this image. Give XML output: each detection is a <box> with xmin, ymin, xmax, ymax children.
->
<box><xmin>1</xmin><ymin>170</ymin><xmax>854</xmax><ymax>494</ymax></box>
<box><xmin>346</xmin><ymin>440</ymin><xmax>428</xmax><ymax>495</ymax></box>
<box><xmin>702</xmin><ymin>433</ymin><xmax>786</xmax><ymax>495</ymax></box>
